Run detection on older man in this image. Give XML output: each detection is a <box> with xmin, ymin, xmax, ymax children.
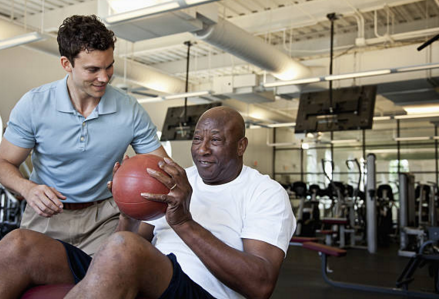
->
<box><xmin>0</xmin><ymin>106</ymin><xmax>295</xmax><ymax>299</ymax></box>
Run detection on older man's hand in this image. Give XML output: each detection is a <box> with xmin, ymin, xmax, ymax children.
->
<box><xmin>142</xmin><ymin>157</ymin><xmax>193</xmax><ymax>227</ymax></box>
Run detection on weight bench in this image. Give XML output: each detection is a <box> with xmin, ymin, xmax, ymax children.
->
<box><xmin>303</xmin><ymin>242</ymin><xmax>439</xmax><ymax>298</ymax></box>
<box><xmin>315</xmin><ymin>229</ymin><xmax>337</xmax><ymax>246</ymax></box>
<box><xmin>20</xmin><ymin>284</ymin><xmax>148</xmax><ymax>299</ymax></box>
<box><xmin>320</xmin><ymin>218</ymin><xmax>353</xmax><ymax>248</ymax></box>
<box><xmin>289</xmin><ymin>236</ymin><xmax>318</xmax><ymax>246</ymax></box>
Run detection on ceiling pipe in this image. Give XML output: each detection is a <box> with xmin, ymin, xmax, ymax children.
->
<box><xmin>343</xmin><ymin>0</ymin><xmax>365</xmax><ymax>45</ymax></box>
<box><xmin>193</xmin><ymin>18</ymin><xmax>311</xmax><ymax>81</ymax></box>
<box><xmin>366</xmin><ymin>27</ymin><xmax>439</xmax><ymax>46</ymax></box>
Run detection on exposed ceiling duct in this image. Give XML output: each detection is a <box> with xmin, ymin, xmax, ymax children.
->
<box><xmin>193</xmin><ymin>18</ymin><xmax>311</xmax><ymax>81</ymax></box>
<box><xmin>102</xmin><ymin>3</ymin><xmax>311</xmax><ymax>82</ymax></box>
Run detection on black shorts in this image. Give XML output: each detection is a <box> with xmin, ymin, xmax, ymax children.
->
<box><xmin>58</xmin><ymin>240</ymin><xmax>216</xmax><ymax>299</ymax></box>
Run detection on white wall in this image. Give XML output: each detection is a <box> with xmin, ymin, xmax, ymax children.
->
<box><xmin>244</xmin><ymin>127</ymin><xmax>273</xmax><ymax>176</ymax></box>
<box><xmin>0</xmin><ymin>46</ymin><xmax>65</xmax><ymax>129</ymax></box>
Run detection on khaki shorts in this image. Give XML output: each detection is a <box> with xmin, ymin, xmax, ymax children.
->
<box><xmin>20</xmin><ymin>198</ymin><xmax>120</xmax><ymax>256</ymax></box>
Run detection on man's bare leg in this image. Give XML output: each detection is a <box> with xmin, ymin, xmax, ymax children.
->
<box><xmin>65</xmin><ymin>231</ymin><xmax>173</xmax><ymax>299</ymax></box>
<box><xmin>0</xmin><ymin>229</ymin><xmax>75</xmax><ymax>299</ymax></box>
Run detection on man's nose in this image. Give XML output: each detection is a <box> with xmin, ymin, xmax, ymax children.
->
<box><xmin>197</xmin><ymin>140</ymin><xmax>211</xmax><ymax>155</ymax></box>
<box><xmin>97</xmin><ymin>70</ymin><xmax>110</xmax><ymax>83</ymax></box>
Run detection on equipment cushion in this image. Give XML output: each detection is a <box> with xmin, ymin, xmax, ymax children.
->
<box><xmin>21</xmin><ymin>284</ymin><xmax>149</xmax><ymax>299</ymax></box>
<box><xmin>290</xmin><ymin>237</ymin><xmax>318</xmax><ymax>243</ymax></box>
<box><xmin>302</xmin><ymin>242</ymin><xmax>347</xmax><ymax>257</ymax></box>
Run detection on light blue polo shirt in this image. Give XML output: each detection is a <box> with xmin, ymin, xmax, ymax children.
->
<box><xmin>4</xmin><ymin>75</ymin><xmax>161</xmax><ymax>203</ymax></box>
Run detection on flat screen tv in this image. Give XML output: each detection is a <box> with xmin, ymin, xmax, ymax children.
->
<box><xmin>294</xmin><ymin>85</ymin><xmax>377</xmax><ymax>134</ymax></box>
<box><xmin>160</xmin><ymin>102</ymin><xmax>222</xmax><ymax>141</ymax></box>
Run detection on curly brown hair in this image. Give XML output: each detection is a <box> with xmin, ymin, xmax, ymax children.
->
<box><xmin>57</xmin><ymin>15</ymin><xmax>117</xmax><ymax>66</ymax></box>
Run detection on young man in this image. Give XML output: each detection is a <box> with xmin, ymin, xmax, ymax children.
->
<box><xmin>0</xmin><ymin>106</ymin><xmax>294</xmax><ymax>299</ymax></box>
<box><xmin>0</xmin><ymin>15</ymin><xmax>167</xmax><ymax>256</ymax></box>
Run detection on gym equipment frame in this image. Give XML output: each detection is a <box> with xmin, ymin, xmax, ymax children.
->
<box><xmin>303</xmin><ymin>241</ymin><xmax>439</xmax><ymax>298</ymax></box>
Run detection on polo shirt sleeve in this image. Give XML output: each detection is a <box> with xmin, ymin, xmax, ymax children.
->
<box><xmin>241</xmin><ymin>182</ymin><xmax>296</xmax><ymax>256</ymax></box>
<box><xmin>130</xmin><ymin>100</ymin><xmax>161</xmax><ymax>154</ymax></box>
<box><xmin>4</xmin><ymin>93</ymin><xmax>36</xmax><ymax>149</ymax></box>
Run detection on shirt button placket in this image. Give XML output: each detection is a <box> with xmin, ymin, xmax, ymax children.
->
<box><xmin>80</xmin><ymin>119</ymin><xmax>86</xmax><ymax>151</ymax></box>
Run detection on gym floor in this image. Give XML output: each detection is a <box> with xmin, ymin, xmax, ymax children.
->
<box><xmin>272</xmin><ymin>242</ymin><xmax>435</xmax><ymax>299</ymax></box>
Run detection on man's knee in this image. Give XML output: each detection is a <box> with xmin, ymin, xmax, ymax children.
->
<box><xmin>97</xmin><ymin>231</ymin><xmax>155</xmax><ymax>263</ymax></box>
<box><xmin>87</xmin><ymin>232</ymin><xmax>172</xmax><ymax>296</ymax></box>
<box><xmin>106</xmin><ymin>231</ymin><xmax>149</xmax><ymax>248</ymax></box>
<box><xmin>0</xmin><ymin>229</ymin><xmax>38</xmax><ymax>258</ymax></box>
<box><xmin>0</xmin><ymin>229</ymin><xmax>75</xmax><ymax>286</ymax></box>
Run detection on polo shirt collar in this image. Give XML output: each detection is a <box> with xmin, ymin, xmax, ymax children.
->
<box><xmin>56</xmin><ymin>75</ymin><xmax>74</xmax><ymax>113</ymax></box>
<box><xmin>98</xmin><ymin>86</ymin><xmax>117</xmax><ymax>115</ymax></box>
<box><xmin>56</xmin><ymin>75</ymin><xmax>117</xmax><ymax>115</ymax></box>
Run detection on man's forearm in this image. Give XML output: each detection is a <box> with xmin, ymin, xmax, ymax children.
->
<box><xmin>173</xmin><ymin>220</ymin><xmax>277</xmax><ymax>299</ymax></box>
<box><xmin>0</xmin><ymin>160</ymin><xmax>35</xmax><ymax>197</ymax></box>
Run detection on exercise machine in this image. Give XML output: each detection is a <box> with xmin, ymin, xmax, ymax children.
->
<box><xmin>0</xmin><ymin>185</ymin><xmax>25</xmax><ymax>239</ymax></box>
<box><xmin>399</xmin><ymin>174</ymin><xmax>439</xmax><ymax>257</ymax></box>
<box><xmin>365</xmin><ymin>153</ymin><xmax>378</xmax><ymax>254</ymax></box>
<box><xmin>291</xmin><ymin>181</ymin><xmax>321</xmax><ymax>237</ymax></box>
<box><xmin>291</xmin><ymin>181</ymin><xmax>307</xmax><ymax>236</ymax></box>
<box><xmin>399</xmin><ymin>174</ymin><xmax>432</xmax><ymax>257</ymax></box>
<box><xmin>376</xmin><ymin>184</ymin><xmax>396</xmax><ymax>247</ymax></box>
<box><xmin>0</xmin><ymin>161</ymin><xmax>30</xmax><ymax>240</ymax></box>
<box><xmin>301</xmin><ymin>237</ymin><xmax>439</xmax><ymax>298</ymax></box>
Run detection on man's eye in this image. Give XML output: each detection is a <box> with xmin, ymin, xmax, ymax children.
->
<box><xmin>88</xmin><ymin>68</ymin><xmax>98</xmax><ymax>73</ymax></box>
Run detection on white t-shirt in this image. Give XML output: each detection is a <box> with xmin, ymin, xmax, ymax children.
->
<box><xmin>147</xmin><ymin>165</ymin><xmax>296</xmax><ymax>299</ymax></box>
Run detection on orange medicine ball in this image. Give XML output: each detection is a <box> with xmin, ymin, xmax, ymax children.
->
<box><xmin>112</xmin><ymin>154</ymin><xmax>168</xmax><ymax>221</ymax></box>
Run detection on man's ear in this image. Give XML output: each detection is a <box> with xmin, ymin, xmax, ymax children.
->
<box><xmin>237</xmin><ymin>137</ymin><xmax>248</xmax><ymax>157</ymax></box>
<box><xmin>60</xmin><ymin>56</ymin><xmax>72</xmax><ymax>72</ymax></box>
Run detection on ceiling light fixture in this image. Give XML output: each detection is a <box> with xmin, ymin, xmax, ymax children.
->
<box><xmin>396</xmin><ymin>62</ymin><xmax>439</xmax><ymax>72</ymax></box>
<box><xmin>393</xmin><ymin>136</ymin><xmax>432</xmax><ymax>141</ymax></box>
<box><xmin>263</xmin><ymin>77</ymin><xmax>321</xmax><ymax>88</ymax></box>
<box><xmin>372</xmin><ymin>114</ymin><xmax>439</xmax><ymax>121</ymax></box>
<box><xmin>162</xmin><ymin>90</ymin><xmax>211</xmax><ymax>100</ymax></box>
<box><xmin>105</xmin><ymin>0</ymin><xmax>219</xmax><ymax>24</ymax></box>
<box><xmin>324</xmin><ymin>69</ymin><xmax>391</xmax><ymax>81</ymax></box>
<box><xmin>137</xmin><ymin>97</ymin><xmax>163</xmax><ymax>104</ymax></box>
<box><xmin>0</xmin><ymin>32</ymin><xmax>44</xmax><ymax>51</ymax></box>
<box><xmin>266</xmin><ymin>122</ymin><xmax>296</xmax><ymax>128</ymax></box>
<box><xmin>394</xmin><ymin>113</ymin><xmax>439</xmax><ymax>120</ymax></box>
<box><xmin>403</xmin><ymin>105</ymin><xmax>439</xmax><ymax>114</ymax></box>
<box><xmin>262</xmin><ymin>62</ymin><xmax>439</xmax><ymax>88</ymax></box>
<box><xmin>330</xmin><ymin>139</ymin><xmax>359</xmax><ymax>144</ymax></box>
<box><xmin>255</xmin><ymin>113</ymin><xmax>439</xmax><ymax>129</ymax></box>
<box><xmin>373</xmin><ymin>116</ymin><xmax>392</xmax><ymax>121</ymax></box>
